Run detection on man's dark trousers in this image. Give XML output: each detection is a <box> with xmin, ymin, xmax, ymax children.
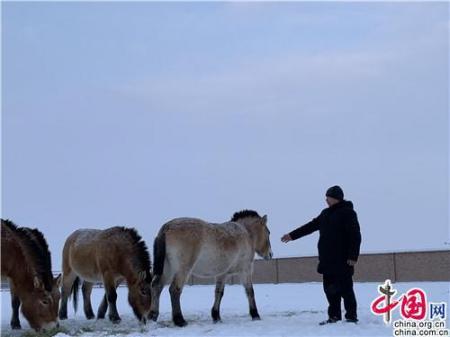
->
<box><xmin>323</xmin><ymin>273</ymin><xmax>357</xmax><ymax>320</ymax></box>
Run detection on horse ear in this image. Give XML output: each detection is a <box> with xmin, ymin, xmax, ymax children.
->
<box><xmin>33</xmin><ymin>276</ymin><xmax>43</xmax><ymax>289</ymax></box>
<box><xmin>261</xmin><ymin>215</ymin><xmax>268</xmax><ymax>225</ymax></box>
<box><xmin>55</xmin><ymin>273</ymin><xmax>62</xmax><ymax>288</ymax></box>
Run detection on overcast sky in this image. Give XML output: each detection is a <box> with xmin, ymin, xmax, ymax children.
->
<box><xmin>2</xmin><ymin>2</ymin><xmax>449</xmax><ymax>270</ymax></box>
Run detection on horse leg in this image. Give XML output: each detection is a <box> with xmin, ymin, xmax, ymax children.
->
<box><xmin>104</xmin><ymin>275</ymin><xmax>121</xmax><ymax>323</ymax></box>
<box><xmin>97</xmin><ymin>293</ymin><xmax>108</xmax><ymax>319</ymax></box>
<box><xmin>211</xmin><ymin>275</ymin><xmax>227</xmax><ymax>323</ymax></box>
<box><xmin>98</xmin><ymin>282</ymin><xmax>119</xmax><ymax>319</ymax></box>
<box><xmin>82</xmin><ymin>281</ymin><xmax>95</xmax><ymax>319</ymax></box>
<box><xmin>10</xmin><ymin>284</ymin><xmax>21</xmax><ymax>329</ymax></box>
<box><xmin>59</xmin><ymin>270</ymin><xmax>77</xmax><ymax>320</ymax></box>
<box><xmin>169</xmin><ymin>273</ymin><xmax>188</xmax><ymax>327</ymax></box>
<box><xmin>243</xmin><ymin>273</ymin><xmax>260</xmax><ymax>320</ymax></box>
<box><xmin>149</xmin><ymin>275</ymin><xmax>164</xmax><ymax>322</ymax></box>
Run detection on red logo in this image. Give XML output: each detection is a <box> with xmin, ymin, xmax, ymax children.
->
<box><xmin>400</xmin><ymin>289</ymin><xmax>427</xmax><ymax>320</ymax></box>
<box><xmin>371</xmin><ymin>280</ymin><xmax>427</xmax><ymax>324</ymax></box>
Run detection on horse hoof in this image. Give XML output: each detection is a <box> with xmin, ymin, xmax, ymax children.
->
<box><xmin>86</xmin><ymin>313</ymin><xmax>95</xmax><ymax>320</ymax></box>
<box><xmin>109</xmin><ymin>317</ymin><xmax>121</xmax><ymax>324</ymax></box>
<box><xmin>213</xmin><ymin>318</ymin><xmax>222</xmax><ymax>324</ymax></box>
<box><xmin>250</xmin><ymin>308</ymin><xmax>261</xmax><ymax>321</ymax></box>
<box><xmin>173</xmin><ymin>316</ymin><xmax>187</xmax><ymax>327</ymax></box>
<box><xmin>148</xmin><ymin>311</ymin><xmax>159</xmax><ymax>321</ymax></box>
<box><xmin>97</xmin><ymin>312</ymin><xmax>106</xmax><ymax>320</ymax></box>
<box><xmin>11</xmin><ymin>323</ymin><xmax>21</xmax><ymax>330</ymax></box>
<box><xmin>211</xmin><ymin>309</ymin><xmax>221</xmax><ymax>322</ymax></box>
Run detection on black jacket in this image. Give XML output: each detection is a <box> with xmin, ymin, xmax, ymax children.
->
<box><xmin>289</xmin><ymin>200</ymin><xmax>362</xmax><ymax>276</ymax></box>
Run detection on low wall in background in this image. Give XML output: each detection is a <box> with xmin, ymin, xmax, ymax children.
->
<box><xmin>188</xmin><ymin>250</ymin><xmax>450</xmax><ymax>285</ymax></box>
<box><xmin>2</xmin><ymin>250</ymin><xmax>448</xmax><ymax>290</ymax></box>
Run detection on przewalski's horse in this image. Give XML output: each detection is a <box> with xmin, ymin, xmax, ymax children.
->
<box><xmin>1</xmin><ymin>219</ymin><xmax>61</xmax><ymax>331</ymax></box>
<box><xmin>150</xmin><ymin>210</ymin><xmax>273</xmax><ymax>327</ymax></box>
<box><xmin>59</xmin><ymin>227</ymin><xmax>152</xmax><ymax>324</ymax></box>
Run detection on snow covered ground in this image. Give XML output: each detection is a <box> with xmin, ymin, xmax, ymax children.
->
<box><xmin>1</xmin><ymin>282</ymin><xmax>449</xmax><ymax>337</ymax></box>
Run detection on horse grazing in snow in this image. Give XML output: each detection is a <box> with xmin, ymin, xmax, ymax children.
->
<box><xmin>149</xmin><ymin>210</ymin><xmax>273</xmax><ymax>327</ymax></box>
<box><xmin>1</xmin><ymin>219</ymin><xmax>61</xmax><ymax>331</ymax></box>
<box><xmin>59</xmin><ymin>226</ymin><xmax>152</xmax><ymax>324</ymax></box>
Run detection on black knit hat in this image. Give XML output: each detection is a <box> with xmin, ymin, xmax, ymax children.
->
<box><xmin>326</xmin><ymin>185</ymin><xmax>344</xmax><ymax>201</ymax></box>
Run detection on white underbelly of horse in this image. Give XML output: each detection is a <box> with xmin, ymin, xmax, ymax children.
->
<box><xmin>79</xmin><ymin>274</ymin><xmax>104</xmax><ymax>283</ymax></box>
<box><xmin>190</xmin><ymin>248</ymin><xmax>243</xmax><ymax>278</ymax></box>
<box><xmin>69</xmin><ymin>259</ymin><xmax>103</xmax><ymax>283</ymax></box>
<box><xmin>72</xmin><ymin>269</ymin><xmax>103</xmax><ymax>283</ymax></box>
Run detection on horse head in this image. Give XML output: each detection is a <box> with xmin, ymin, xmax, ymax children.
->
<box><xmin>21</xmin><ymin>274</ymin><xmax>61</xmax><ymax>331</ymax></box>
<box><xmin>128</xmin><ymin>269</ymin><xmax>152</xmax><ymax>323</ymax></box>
<box><xmin>231</xmin><ymin>210</ymin><xmax>273</xmax><ymax>260</ymax></box>
<box><xmin>252</xmin><ymin>214</ymin><xmax>273</xmax><ymax>260</ymax></box>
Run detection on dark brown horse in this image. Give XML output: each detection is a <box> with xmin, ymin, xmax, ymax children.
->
<box><xmin>59</xmin><ymin>227</ymin><xmax>152</xmax><ymax>324</ymax></box>
<box><xmin>150</xmin><ymin>210</ymin><xmax>273</xmax><ymax>327</ymax></box>
<box><xmin>1</xmin><ymin>219</ymin><xmax>61</xmax><ymax>331</ymax></box>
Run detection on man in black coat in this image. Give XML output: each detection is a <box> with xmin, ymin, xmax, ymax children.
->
<box><xmin>281</xmin><ymin>185</ymin><xmax>362</xmax><ymax>325</ymax></box>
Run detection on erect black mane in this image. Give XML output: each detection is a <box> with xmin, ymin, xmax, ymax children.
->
<box><xmin>1</xmin><ymin>219</ymin><xmax>54</xmax><ymax>291</ymax></box>
<box><xmin>231</xmin><ymin>210</ymin><xmax>261</xmax><ymax>222</ymax></box>
<box><xmin>24</xmin><ymin>228</ymin><xmax>54</xmax><ymax>288</ymax></box>
<box><xmin>2</xmin><ymin>218</ymin><xmax>18</xmax><ymax>232</ymax></box>
<box><xmin>119</xmin><ymin>227</ymin><xmax>152</xmax><ymax>281</ymax></box>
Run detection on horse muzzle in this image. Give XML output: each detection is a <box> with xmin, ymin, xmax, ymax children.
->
<box><xmin>39</xmin><ymin>320</ymin><xmax>59</xmax><ymax>332</ymax></box>
<box><xmin>264</xmin><ymin>251</ymin><xmax>274</xmax><ymax>260</ymax></box>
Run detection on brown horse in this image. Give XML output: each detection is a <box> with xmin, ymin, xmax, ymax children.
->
<box><xmin>149</xmin><ymin>210</ymin><xmax>273</xmax><ymax>327</ymax></box>
<box><xmin>1</xmin><ymin>219</ymin><xmax>61</xmax><ymax>331</ymax></box>
<box><xmin>59</xmin><ymin>226</ymin><xmax>152</xmax><ymax>324</ymax></box>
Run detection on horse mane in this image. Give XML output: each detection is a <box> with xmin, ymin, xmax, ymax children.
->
<box><xmin>1</xmin><ymin>219</ymin><xmax>53</xmax><ymax>291</ymax></box>
<box><xmin>2</xmin><ymin>218</ymin><xmax>18</xmax><ymax>232</ymax></box>
<box><xmin>119</xmin><ymin>227</ymin><xmax>152</xmax><ymax>281</ymax></box>
<box><xmin>24</xmin><ymin>228</ymin><xmax>54</xmax><ymax>288</ymax></box>
<box><xmin>231</xmin><ymin>210</ymin><xmax>261</xmax><ymax>222</ymax></box>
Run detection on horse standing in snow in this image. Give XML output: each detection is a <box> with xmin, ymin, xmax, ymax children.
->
<box><xmin>149</xmin><ymin>210</ymin><xmax>273</xmax><ymax>327</ymax></box>
<box><xmin>59</xmin><ymin>227</ymin><xmax>152</xmax><ymax>324</ymax></box>
<box><xmin>1</xmin><ymin>219</ymin><xmax>61</xmax><ymax>331</ymax></box>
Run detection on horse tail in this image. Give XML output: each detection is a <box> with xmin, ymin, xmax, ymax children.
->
<box><xmin>71</xmin><ymin>277</ymin><xmax>80</xmax><ymax>313</ymax></box>
<box><xmin>153</xmin><ymin>233</ymin><xmax>166</xmax><ymax>280</ymax></box>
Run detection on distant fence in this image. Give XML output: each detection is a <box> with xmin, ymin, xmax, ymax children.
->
<box><xmin>188</xmin><ymin>250</ymin><xmax>450</xmax><ymax>285</ymax></box>
<box><xmin>2</xmin><ymin>250</ymin><xmax>448</xmax><ymax>290</ymax></box>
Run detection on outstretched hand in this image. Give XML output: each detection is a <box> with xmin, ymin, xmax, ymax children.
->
<box><xmin>281</xmin><ymin>234</ymin><xmax>292</xmax><ymax>243</ymax></box>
